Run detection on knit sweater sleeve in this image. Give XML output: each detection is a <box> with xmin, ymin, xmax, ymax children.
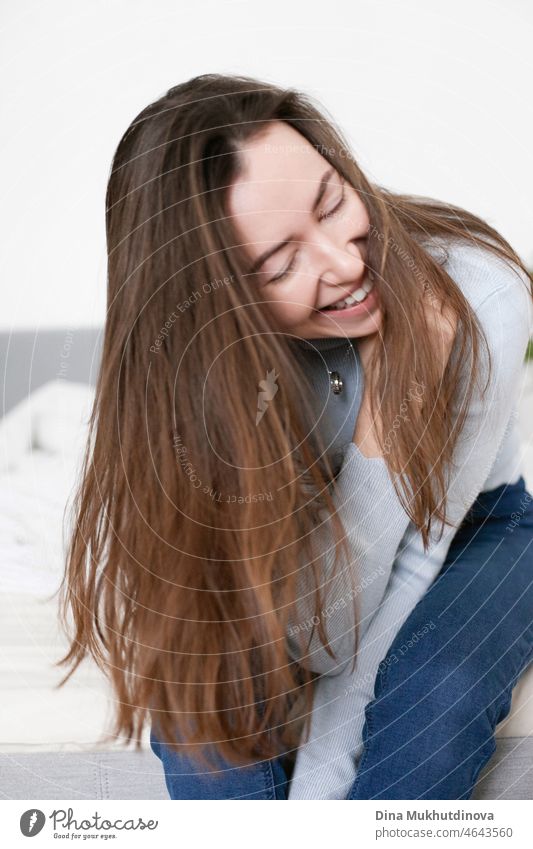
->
<box><xmin>285</xmin><ymin>446</ymin><xmax>411</xmax><ymax>675</ymax></box>
<box><xmin>288</xmin><ymin>253</ymin><xmax>532</xmax><ymax>799</ymax></box>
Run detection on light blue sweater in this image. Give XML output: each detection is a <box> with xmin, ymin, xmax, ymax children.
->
<box><xmin>286</xmin><ymin>237</ymin><xmax>532</xmax><ymax>799</ymax></box>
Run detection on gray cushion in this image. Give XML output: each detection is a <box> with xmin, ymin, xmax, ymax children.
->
<box><xmin>471</xmin><ymin>737</ymin><xmax>533</xmax><ymax>800</ymax></box>
<box><xmin>0</xmin><ymin>750</ymin><xmax>168</xmax><ymax>800</ymax></box>
<box><xmin>1</xmin><ymin>739</ymin><xmax>533</xmax><ymax>799</ymax></box>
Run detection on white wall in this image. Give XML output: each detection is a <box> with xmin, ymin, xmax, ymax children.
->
<box><xmin>1</xmin><ymin>0</ymin><xmax>532</xmax><ymax>330</ymax></box>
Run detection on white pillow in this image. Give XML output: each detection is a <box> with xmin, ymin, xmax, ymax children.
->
<box><xmin>0</xmin><ymin>391</ymin><xmax>33</xmax><ymax>472</ymax></box>
<box><xmin>0</xmin><ymin>380</ymin><xmax>95</xmax><ymax>471</ymax></box>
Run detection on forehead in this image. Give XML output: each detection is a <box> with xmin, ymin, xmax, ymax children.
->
<box><xmin>227</xmin><ymin>122</ymin><xmax>334</xmax><ymax>241</ymax></box>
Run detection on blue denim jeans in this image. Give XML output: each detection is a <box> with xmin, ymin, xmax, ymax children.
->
<box><xmin>150</xmin><ymin>477</ymin><xmax>533</xmax><ymax>799</ymax></box>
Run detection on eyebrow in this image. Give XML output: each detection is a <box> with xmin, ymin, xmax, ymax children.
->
<box><xmin>247</xmin><ymin>166</ymin><xmax>336</xmax><ymax>276</ymax></box>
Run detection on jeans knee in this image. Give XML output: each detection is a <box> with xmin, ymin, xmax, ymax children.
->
<box><xmin>374</xmin><ymin>648</ymin><xmax>495</xmax><ymax>731</ymax></box>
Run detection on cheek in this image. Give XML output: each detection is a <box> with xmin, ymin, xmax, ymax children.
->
<box><xmin>265</xmin><ymin>291</ymin><xmax>312</xmax><ymax>328</ymax></box>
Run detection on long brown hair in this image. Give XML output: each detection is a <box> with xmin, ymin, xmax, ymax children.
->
<box><xmin>56</xmin><ymin>73</ymin><xmax>533</xmax><ymax>767</ymax></box>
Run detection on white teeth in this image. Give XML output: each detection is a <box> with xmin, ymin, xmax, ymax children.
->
<box><xmin>323</xmin><ymin>277</ymin><xmax>374</xmax><ymax>310</ymax></box>
<box><xmin>341</xmin><ymin>286</ymin><xmax>366</xmax><ymax>306</ymax></box>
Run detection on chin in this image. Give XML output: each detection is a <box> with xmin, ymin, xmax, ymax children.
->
<box><xmin>353</xmin><ymin>315</ymin><xmax>383</xmax><ymax>337</ymax></box>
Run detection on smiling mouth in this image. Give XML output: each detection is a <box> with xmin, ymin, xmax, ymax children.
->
<box><xmin>318</xmin><ymin>277</ymin><xmax>375</xmax><ymax>311</ymax></box>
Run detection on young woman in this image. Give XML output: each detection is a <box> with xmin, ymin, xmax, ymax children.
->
<box><xmin>57</xmin><ymin>73</ymin><xmax>533</xmax><ymax>800</ymax></box>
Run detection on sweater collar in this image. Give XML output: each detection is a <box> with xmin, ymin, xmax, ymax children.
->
<box><xmin>293</xmin><ymin>334</ymin><xmax>355</xmax><ymax>354</ymax></box>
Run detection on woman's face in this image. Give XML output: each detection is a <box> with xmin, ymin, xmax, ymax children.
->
<box><xmin>227</xmin><ymin>121</ymin><xmax>383</xmax><ymax>339</ymax></box>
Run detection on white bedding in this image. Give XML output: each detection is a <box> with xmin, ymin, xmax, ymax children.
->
<box><xmin>0</xmin><ymin>380</ymin><xmax>95</xmax><ymax>596</ymax></box>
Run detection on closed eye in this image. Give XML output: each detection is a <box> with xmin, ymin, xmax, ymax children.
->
<box><xmin>268</xmin><ymin>181</ymin><xmax>347</xmax><ymax>284</ymax></box>
<box><xmin>269</xmin><ymin>250</ymin><xmax>299</xmax><ymax>283</ymax></box>
<box><xmin>318</xmin><ymin>180</ymin><xmax>346</xmax><ymax>222</ymax></box>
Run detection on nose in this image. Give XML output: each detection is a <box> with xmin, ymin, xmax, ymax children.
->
<box><xmin>319</xmin><ymin>237</ymin><xmax>367</xmax><ymax>289</ymax></box>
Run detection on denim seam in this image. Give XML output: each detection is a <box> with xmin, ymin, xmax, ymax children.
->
<box><xmin>346</xmin><ymin>696</ymin><xmax>378</xmax><ymax>799</ymax></box>
<box><xmin>461</xmin><ymin>737</ymin><xmax>497</xmax><ymax>800</ymax></box>
<box><xmin>262</xmin><ymin>758</ymin><xmax>277</xmax><ymax>800</ymax></box>
<box><xmin>486</xmin><ymin>625</ymin><xmax>533</xmax><ymax>729</ymax></box>
<box><xmin>374</xmin><ymin>655</ymin><xmax>395</xmax><ymax>697</ymax></box>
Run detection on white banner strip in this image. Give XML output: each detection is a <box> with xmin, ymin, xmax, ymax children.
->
<box><xmin>2</xmin><ymin>799</ymin><xmax>532</xmax><ymax>847</ymax></box>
